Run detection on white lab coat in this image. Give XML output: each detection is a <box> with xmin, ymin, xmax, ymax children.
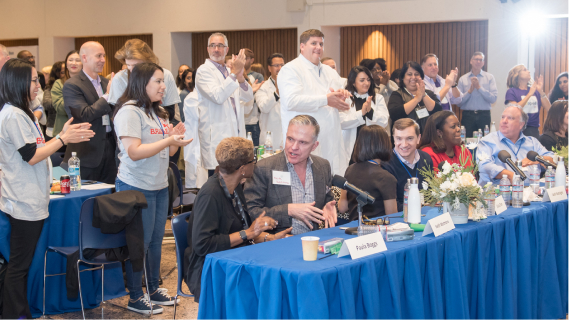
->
<box><xmin>279</xmin><ymin>54</ymin><xmax>349</xmax><ymax>175</ymax></box>
<box><xmin>195</xmin><ymin>59</ymin><xmax>254</xmax><ymax>169</ymax></box>
<box><xmin>183</xmin><ymin>91</ymin><xmax>208</xmax><ymax>188</ymax></box>
<box><xmin>339</xmin><ymin>93</ymin><xmax>389</xmax><ymax>158</ymax></box>
<box><xmin>256</xmin><ymin>78</ymin><xmax>283</xmax><ymax>149</ymax></box>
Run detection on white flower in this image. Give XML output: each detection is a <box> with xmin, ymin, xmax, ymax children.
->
<box><xmin>442</xmin><ymin>161</ymin><xmax>452</xmax><ymax>174</ymax></box>
<box><xmin>431</xmin><ymin>190</ymin><xmax>438</xmax><ymax>196</ymax></box>
<box><xmin>439</xmin><ymin>191</ymin><xmax>447</xmax><ymax>198</ymax></box>
<box><xmin>436</xmin><ymin>172</ymin><xmax>442</xmax><ymax>178</ymax></box>
<box><xmin>459</xmin><ymin>172</ymin><xmax>477</xmax><ymax>187</ymax></box>
<box><xmin>422</xmin><ymin>181</ymin><xmax>429</xmax><ymax>190</ymax></box>
<box><xmin>449</xmin><ymin>182</ymin><xmax>459</xmax><ymax>192</ymax></box>
<box><xmin>440</xmin><ymin>181</ymin><xmax>451</xmax><ymax>191</ymax></box>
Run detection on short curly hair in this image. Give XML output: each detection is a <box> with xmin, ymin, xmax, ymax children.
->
<box><xmin>215</xmin><ymin>137</ymin><xmax>254</xmax><ymax>174</ymax></box>
<box><xmin>115</xmin><ymin>39</ymin><xmax>159</xmax><ymax>66</ymax></box>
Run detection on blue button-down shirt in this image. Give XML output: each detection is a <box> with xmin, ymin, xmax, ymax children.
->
<box><xmin>476</xmin><ymin>131</ymin><xmax>554</xmax><ymax>185</ymax></box>
<box><xmin>457</xmin><ymin>70</ymin><xmax>498</xmax><ymax>111</ymax></box>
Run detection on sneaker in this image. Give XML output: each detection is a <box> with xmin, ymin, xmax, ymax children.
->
<box><xmin>127</xmin><ymin>296</ymin><xmax>163</xmax><ymax>314</ymax></box>
<box><xmin>150</xmin><ymin>288</ymin><xmax>179</xmax><ymax>306</ymax></box>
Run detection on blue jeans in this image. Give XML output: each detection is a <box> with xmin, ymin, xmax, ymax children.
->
<box><xmin>115</xmin><ymin>179</ymin><xmax>169</xmax><ymax>300</ymax></box>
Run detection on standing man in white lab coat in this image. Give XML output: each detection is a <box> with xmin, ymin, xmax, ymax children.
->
<box><xmin>195</xmin><ymin>32</ymin><xmax>254</xmax><ymax>176</ymax></box>
<box><xmin>279</xmin><ymin>29</ymin><xmax>351</xmax><ymax>175</ymax></box>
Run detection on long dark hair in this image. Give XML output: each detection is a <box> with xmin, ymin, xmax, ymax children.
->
<box><xmin>398</xmin><ymin>61</ymin><xmax>424</xmax><ymax>89</ymax></box>
<box><xmin>47</xmin><ymin>61</ymin><xmax>64</xmax><ymax>89</ymax></box>
<box><xmin>176</xmin><ymin>64</ymin><xmax>189</xmax><ymax>88</ymax></box>
<box><xmin>113</xmin><ymin>62</ymin><xmax>168</xmax><ymax>120</ymax></box>
<box><xmin>543</xmin><ymin>100</ymin><xmax>568</xmax><ymax>136</ymax></box>
<box><xmin>549</xmin><ymin>72</ymin><xmax>568</xmax><ymax>102</ymax></box>
<box><xmin>0</xmin><ymin>59</ymin><xmax>35</xmax><ymax>122</ymax></box>
<box><xmin>351</xmin><ymin>125</ymin><xmax>391</xmax><ymax>163</ymax></box>
<box><xmin>418</xmin><ymin>110</ymin><xmax>456</xmax><ymax>153</ymax></box>
<box><xmin>178</xmin><ymin>67</ymin><xmax>195</xmax><ymax>91</ymax></box>
<box><xmin>345</xmin><ymin>66</ymin><xmax>376</xmax><ymax>105</ymax></box>
<box><xmin>62</xmin><ymin>50</ymin><xmax>80</xmax><ymax>84</ymax></box>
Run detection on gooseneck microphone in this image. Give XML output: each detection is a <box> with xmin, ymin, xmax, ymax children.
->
<box><xmin>332</xmin><ymin>175</ymin><xmax>375</xmax><ymax>204</ymax></box>
<box><xmin>498</xmin><ymin>150</ymin><xmax>527</xmax><ymax>181</ymax></box>
<box><xmin>527</xmin><ymin>151</ymin><xmax>557</xmax><ymax>169</ymax></box>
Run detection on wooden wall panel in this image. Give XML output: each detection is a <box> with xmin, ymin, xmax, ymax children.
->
<box><xmin>535</xmin><ymin>18</ymin><xmax>568</xmax><ymax>133</ymax></box>
<box><xmin>341</xmin><ymin>21</ymin><xmax>489</xmax><ymax>122</ymax></box>
<box><xmin>0</xmin><ymin>38</ymin><xmax>39</xmax><ymax>47</ymax></box>
<box><xmin>192</xmin><ymin>28</ymin><xmax>297</xmax><ymax>75</ymax></box>
<box><xmin>75</xmin><ymin>34</ymin><xmax>153</xmax><ymax>77</ymax></box>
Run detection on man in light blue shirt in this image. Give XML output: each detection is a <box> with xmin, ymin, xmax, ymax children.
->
<box><xmin>476</xmin><ymin>105</ymin><xmax>554</xmax><ymax>185</ymax></box>
<box><xmin>457</xmin><ymin>52</ymin><xmax>498</xmax><ymax>137</ymax></box>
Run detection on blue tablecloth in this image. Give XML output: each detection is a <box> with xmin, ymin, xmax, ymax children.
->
<box><xmin>0</xmin><ymin>187</ymin><xmax>127</xmax><ymax>317</ymax></box>
<box><xmin>198</xmin><ymin>200</ymin><xmax>568</xmax><ymax>319</ymax></box>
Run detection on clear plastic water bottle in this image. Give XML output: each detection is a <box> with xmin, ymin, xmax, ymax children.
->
<box><xmin>485</xmin><ymin>184</ymin><xmax>496</xmax><ymax>216</ymax></box>
<box><xmin>555</xmin><ymin>157</ymin><xmax>566</xmax><ymax>189</ymax></box>
<box><xmin>478</xmin><ymin>129</ymin><xmax>483</xmax><ymax>142</ymax></box>
<box><xmin>68</xmin><ymin>152</ymin><xmax>81</xmax><ymax>191</ymax></box>
<box><xmin>529</xmin><ymin>164</ymin><xmax>540</xmax><ymax>194</ymax></box>
<box><xmin>473</xmin><ymin>131</ymin><xmax>478</xmax><ymax>140</ymax></box>
<box><xmin>403</xmin><ymin>179</ymin><xmax>410</xmax><ymax>222</ymax></box>
<box><xmin>500</xmin><ymin>174</ymin><xmax>511</xmax><ymax>207</ymax></box>
<box><xmin>484</xmin><ymin>125</ymin><xmax>490</xmax><ymax>136</ymax></box>
<box><xmin>490</xmin><ymin>122</ymin><xmax>497</xmax><ymax>133</ymax></box>
<box><xmin>512</xmin><ymin>174</ymin><xmax>523</xmax><ymax>208</ymax></box>
<box><xmin>265</xmin><ymin>131</ymin><xmax>273</xmax><ymax>155</ymax></box>
<box><xmin>246</xmin><ymin>132</ymin><xmax>253</xmax><ymax>142</ymax></box>
<box><xmin>460</xmin><ymin>126</ymin><xmax>466</xmax><ymax>143</ymax></box>
<box><xmin>545</xmin><ymin>166</ymin><xmax>555</xmax><ymax>189</ymax></box>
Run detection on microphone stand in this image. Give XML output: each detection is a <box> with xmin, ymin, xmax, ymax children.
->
<box><xmin>356</xmin><ymin>194</ymin><xmax>369</xmax><ymax>237</ymax></box>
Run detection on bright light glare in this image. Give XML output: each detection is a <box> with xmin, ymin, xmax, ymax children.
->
<box><xmin>519</xmin><ymin>12</ymin><xmax>548</xmax><ymax>37</ymax></box>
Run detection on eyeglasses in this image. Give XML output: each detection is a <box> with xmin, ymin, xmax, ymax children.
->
<box><xmin>31</xmin><ymin>78</ymin><xmax>39</xmax><ymax>84</ymax></box>
<box><xmin>270</xmin><ymin>64</ymin><xmax>284</xmax><ymax>68</ymax></box>
<box><xmin>361</xmin><ymin>215</ymin><xmax>390</xmax><ymax>226</ymax></box>
<box><xmin>208</xmin><ymin>44</ymin><xmax>227</xmax><ymax>49</ymax></box>
<box><xmin>235</xmin><ymin>158</ymin><xmax>256</xmax><ymax>171</ymax></box>
<box><xmin>472</xmin><ymin>58</ymin><xmax>484</xmax><ymax>62</ymax></box>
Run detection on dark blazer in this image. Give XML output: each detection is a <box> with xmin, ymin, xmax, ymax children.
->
<box><xmin>244</xmin><ymin>152</ymin><xmax>334</xmax><ymax>233</ymax></box>
<box><xmin>61</xmin><ymin>71</ymin><xmax>112</xmax><ymax>168</ymax></box>
<box><xmin>184</xmin><ymin>173</ymin><xmax>252</xmax><ymax>302</ymax></box>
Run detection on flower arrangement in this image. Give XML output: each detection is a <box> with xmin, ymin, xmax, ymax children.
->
<box><xmin>418</xmin><ymin>146</ymin><xmax>489</xmax><ymax>211</ymax></box>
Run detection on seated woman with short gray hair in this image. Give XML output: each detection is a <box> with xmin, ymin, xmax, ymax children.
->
<box><xmin>184</xmin><ymin>137</ymin><xmax>291</xmax><ymax>301</ymax></box>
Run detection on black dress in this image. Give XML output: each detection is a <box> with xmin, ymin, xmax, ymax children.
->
<box><xmin>184</xmin><ymin>173</ymin><xmax>252</xmax><ymax>302</ymax></box>
<box><xmin>539</xmin><ymin>131</ymin><xmax>568</xmax><ymax>152</ymax></box>
<box><xmin>387</xmin><ymin>88</ymin><xmax>442</xmax><ymax>134</ymax></box>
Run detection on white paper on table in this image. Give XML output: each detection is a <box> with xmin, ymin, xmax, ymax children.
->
<box><xmin>50</xmin><ymin>195</ymin><xmax>65</xmax><ymax>199</ymax></box>
<box><xmin>81</xmin><ymin>183</ymin><xmax>115</xmax><ymax>190</ymax></box>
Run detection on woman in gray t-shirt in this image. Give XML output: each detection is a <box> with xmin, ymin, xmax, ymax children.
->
<box><xmin>0</xmin><ymin>59</ymin><xmax>94</xmax><ymax>318</ymax></box>
<box><xmin>112</xmin><ymin>62</ymin><xmax>192</xmax><ymax>314</ymax></box>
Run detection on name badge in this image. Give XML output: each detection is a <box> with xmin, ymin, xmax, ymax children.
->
<box><xmin>272</xmin><ymin>170</ymin><xmax>291</xmax><ymax>186</ymax></box>
<box><xmin>338</xmin><ymin>232</ymin><xmax>387</xmax><ymax>260</ymax></box>
<box><xmin>543</xmin><ymin>186</ymin><xmax>567</xmax><ymax>202</ymax></box>
<box><xmin>423</xmin><ymin>212</ymin><xmax>455</xmax><ymax>237</ymax></box>
<box><xmin>416</xmin><ymin>108</ymin><xmax>429</xmax><ymax>119</ymax></box>
<box><xmin>494</xmin><ymin>195</ymin><xmax>507</xmax><ymax>214</ymax></box>
<box><xmin>102</xmin><ymin>114</ymin><xmax>110</xmax><ymax>126</ymax></box>
<box><xmin>160</xmin><ymin>148</ymin><xmax>168</xmax><ymax>159</ymax></box>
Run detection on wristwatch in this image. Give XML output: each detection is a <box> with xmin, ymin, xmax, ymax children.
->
<box><xmin>239</xmin><ymin>230</ymin><xmax>248</xmax><ymax>243</ymax></box>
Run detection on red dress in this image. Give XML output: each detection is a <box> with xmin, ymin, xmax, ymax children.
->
<box><xmin>421</xmin><ymin>144</ymin><xmax>473</xmax><ymax>170</ymax></box>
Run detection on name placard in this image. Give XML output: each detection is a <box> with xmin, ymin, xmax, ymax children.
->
<box><xmin>338</xmin><ymin>232</ymin><xmax>387</xmax><ymax>260</ymax></box>
<box><xmin>543</xmin><ymin>186</ymin><xmax>568</xmax><ymax>203</ymax></box>
<box><xmin>494</xmin><ymin>195</ymin><xmax>507</xmax><ymax>215</ymax></box>
<box><xmin>422</xmin><ymin>212</ymin><xmax>455</xmax><ymax>237</ymax></box>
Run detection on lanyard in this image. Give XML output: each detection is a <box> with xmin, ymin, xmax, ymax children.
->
<box><xmin>397</xmin><ymin>156</ymin><xmax>418</xmax><ymax>178</ymax></box>
<box><xmin>368</xmin><ymin>160</ymin><xmax>379</xmax><ymax>165</ymax></box>
<box><xmin>219</xmin><ymin>174</ymin><xmax>249</xmax><ymax>229</ymax></box>
<box><xmin>152</xmin><ymin>116</ymin><xmax>165</xmax><ymax>139</ymax></box>
<box><xmin>33</xmin><ymin>122</ymin><xmax>44</xmax><ymax>141</ymax></box>
<box><xmin>503</xmin><ymin>140</ymin><xmax>523</xmax><ymax>160</ymax></box>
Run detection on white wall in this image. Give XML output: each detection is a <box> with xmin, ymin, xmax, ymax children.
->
<box><xmin>1</xmin><ymin>0</ymin><xmax>566</xmax><ymax>122</ymax></box>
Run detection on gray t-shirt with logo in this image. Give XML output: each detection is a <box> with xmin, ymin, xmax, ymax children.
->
<box><xmin>114</xmin><ymin>102</ymin><xmax>170</xmax><ymax>191</ymax></box>
<box><xmin>0</xmin><ymin>104</ymin><xmax>50</xmax><ymax>221</ymax></box>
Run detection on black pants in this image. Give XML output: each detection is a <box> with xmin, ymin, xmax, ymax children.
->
<box><xmin>81</xmin><ymin>137</ymin><xmax>118</xmax><ymax>184</ymax></box>
<box><xmin>461</xmin><ymin>110</ymin><xmax>491</xmax><ymax>138</ymax></box>
<box><xmin>2</xmin><ymin>216</ymin><xmax>44</xmax><ymax>319</ymax></box>
<box><xmin>245</xmin><ymin>123</ymin><xmax>260</xmax><ymax>147</ymax></box>
<box><xmin>523</xmin><ymin>126</ymin><xmax>540</xmax><ymax>139</ymax></box>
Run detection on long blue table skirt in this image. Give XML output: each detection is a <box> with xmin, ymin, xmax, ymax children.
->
<box><xmin>198</xmin><ymin>200</ymin><xmax>568</xmax><ymax>319</ymax></box>
<box><xmin>0</xmin><ymin>188</ymin><xmax>127</xmax><ymax>317</ymax></box>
